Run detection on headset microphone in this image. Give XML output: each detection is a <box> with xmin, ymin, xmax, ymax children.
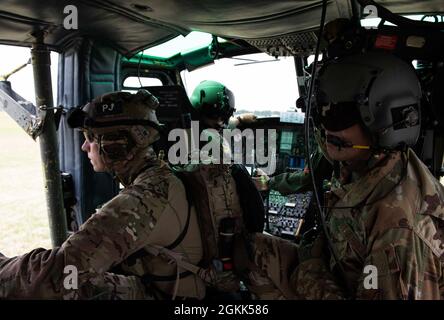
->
<box><xmin>326</xmin><ymin>135</ymin><xmax>371</xmax><ymax>151</ymax></box>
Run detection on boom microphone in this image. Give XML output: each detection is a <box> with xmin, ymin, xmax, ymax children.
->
<box><xmin>326</xmin><ymin>135</ymin><xmax>371</xmax><ymax>150</ymax></box>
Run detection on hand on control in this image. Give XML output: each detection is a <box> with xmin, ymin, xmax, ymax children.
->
<box><xmin>252</xmin><ymin>168</ymin><xmax>270</xmax><ymax>191</ymax></box>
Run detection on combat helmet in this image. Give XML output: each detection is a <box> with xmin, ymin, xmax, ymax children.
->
<box><xmin>189</xmin><ymin>80</ymin><xmax>235</xmax><ymax>123</ymax></box>
<box><xmin>315</xmin><ymin>51</ymin><xmax>422</xmax><ymax>150</ymax></box>
<box><xmin>67</xmin><ymin>89</ymin><xmax>161</xmax><ymax>164</ymax></box>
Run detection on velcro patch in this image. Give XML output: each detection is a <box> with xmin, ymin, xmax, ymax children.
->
<box><xmin>96</xmin><ymin>101</ymin><xmax>123</xmax><ymax>116</ymax></box>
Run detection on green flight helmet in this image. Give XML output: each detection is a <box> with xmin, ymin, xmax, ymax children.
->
<box><xmin>189</xmin><ymin>80</ymin><xmax>235</xmax><ymax>123</ymax></box>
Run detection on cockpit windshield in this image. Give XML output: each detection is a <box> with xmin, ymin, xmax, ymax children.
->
<box><xmin>180</xmin><ymin>53</ymin><xmax>299</xmax><ymax>117</ymax></box>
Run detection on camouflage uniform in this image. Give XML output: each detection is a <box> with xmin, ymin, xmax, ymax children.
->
<box><xmin>173</xmin><ymin>130</ymin><xmax>284</xmax><ymax>299</ymax></box>
<box><xmin>0</xmin><ymin>90</ymin><xmax>205</xmax><ymax>299</ymax></box>
<box><xmin>0</xmin><ymin>90</ymin><xmax>280</xmax><ymax>300</ymax></box>
<box><xmin>183</xmin><ymin>83</ymin><xmax>284</xmax><ymax>299</ymax></box>
<box><xmin>291</xmin><ymin>149</ymin><xmax>444</xmax><ymax>299</ymax></box>
<box><xmin>247</xmin><ymin>233</ymin><xmax>300</xmax><ymax>299</ymax></box>
<box><xmin>0</xmin><ymin>150</ymin><xmax>208</xmax><ymax>299</ymax></box>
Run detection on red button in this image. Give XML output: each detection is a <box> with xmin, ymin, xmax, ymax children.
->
<box><xmin>223</xmin><ymin>262</ymin><xmax>233</xmax><ymax>270</ymax></box>
<box><xmin>375</xmin><ymin>35</ymin><xmax>398</xmax><ymax>50</ymax></box>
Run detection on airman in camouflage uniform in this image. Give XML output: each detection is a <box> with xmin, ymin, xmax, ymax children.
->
<box><xmin>177</xmin><ymin>81</ymin><xmax>287</xmax><ymax>299</ymax></box>
<box><xmin>0</xmin><ymin>90</ymin><xmax>199</xmax><ymax>299</ymax></box>
<box><xmin>252</xmin><ymin>51</ymin><xmax>444</xmax><ymax>300</ymax></box>
<box><xmin>0</xmin><ymin>90</ymin><xmax>167</xmax><ymax>299</ymax></box>
<box><xmin>292</xmin><ymin>149</ymin><xmax>444</xmax><ymax>299</ymax></box>
<box><xmin>0</xmin><ymin>89</ymin><xmax>280</xmax><ymax>300</ymax></box>
<box><xmin>294</xmin><ymin>51</ymin><xmax>444</xmax><ymax>299</ymax></box>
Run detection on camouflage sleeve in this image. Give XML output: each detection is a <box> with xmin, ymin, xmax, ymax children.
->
<box><xmin>268</xmin><ymin>171</ymin><xmax>312</xmax><ymax>195</ymax></box>
<box><xmin>247</xmin><ymin>232</ymin><xmax>346</xmax><ymax>299</ymax></box>
<box><xmin>291</xmin><ymin>233</ymin><xmax>347</xmax><ymax>299</ymax></box>
<box><xmin>268</xmin><ymin>148</ymin><xmax>332</xmax><ymax>196</ymax></box>
<box><xmin>0</xmin><ymin>249</ymin><xmax>148</xmax><ymax>299</ymax></box>
<box><xmin>248</xmin><ymin>233</ymin><xmax>300</xmax><ymax>299</ymax></box>
<box><xmin>0</xmin><ymin>191</ymin><xmax>160</xmax><ymax>299</ymax></box>
<box><xmin>294</xmin><ymin>228</ymin><xmax>444</xmax><ymax>300</ymax></box>
<box><xmin>244</xmin><ymin>268</ymin><xmax>287</xmax><ymax>300</ymax></box>
<box><xmin>354</xmin><ymin>227</ymin><xmax>443</xmax><ymax>300</ymax></box>
<box><xmin>291</xmin><ymin>258</ymin><xmax>346</xmax><ymax>299</ymax></box>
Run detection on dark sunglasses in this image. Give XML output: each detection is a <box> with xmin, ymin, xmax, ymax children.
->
<box><xmin>317</xmin><ymin>102</ymin><xmax>361</xmax><ymax>132</ymax></box>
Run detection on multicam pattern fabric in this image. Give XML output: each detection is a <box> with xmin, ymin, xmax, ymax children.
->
<box><xmin>0</xmin><ymin>155</ymin><xmax>282</xmax><ymax>300</ymax></box>
<box><xmin>0</xmin><ymin>156</ymin><xmax>207</xmax><ymax>299</ymax></box>
<box><xmin>292</xmin><ymin>149</ymin><xmax>444</xmax><ymax>299</ymax></box>
<box><xmin>248</xmin><ymin>232</ymin><xmax>299</xmax><ymax>299</ymax></box>
<box><xmin>0</xmin><ymin>89</ymin><xmax>283</xmax><ymax>300</ymax></box>
<box><xmin>268</xmin><ymin>145</ymin><xmax>332</xmax><ymax>195</ymax></box>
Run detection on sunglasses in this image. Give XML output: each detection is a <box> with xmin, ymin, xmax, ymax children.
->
<box><xmin>317</xmin><ymin>102</ymin><xmax>361</xmax><ymax>132</ymax></box>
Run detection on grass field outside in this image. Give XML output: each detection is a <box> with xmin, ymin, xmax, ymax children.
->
<box><xmin>0</xmin><ymin>111</ymin><xmax>51</xmax><ymax>257</ymax></box>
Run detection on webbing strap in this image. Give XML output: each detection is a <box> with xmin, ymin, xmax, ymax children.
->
<box><xmin>125</xmin><ymin>171</ymin><xmax>193</xmax><ymax>280</ymax></box>
<box><xmin>141</xmin><ymin>270</ymin><xmax>192</xmax><ymax>283</ymax></box>
<box><xmin>165</xmin><ymin>172</ymin><xmax>193</xmax><ymax>250</ymax></box>
<box><xmin>142</xmin><ymin>244</ymin><xmax>214</xmax><ymax>285</ymax></box>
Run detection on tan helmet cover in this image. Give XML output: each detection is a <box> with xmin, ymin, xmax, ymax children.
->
<box><xmin>82</xmin><ymin>89</ymin><xmax>161</xmax><ymax>164</ymax></box>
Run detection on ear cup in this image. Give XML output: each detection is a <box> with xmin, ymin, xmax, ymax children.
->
<box><xmin>99</xmin><ymin>131</ymin><xmax>135</xmax><ymax>161</ymax></box>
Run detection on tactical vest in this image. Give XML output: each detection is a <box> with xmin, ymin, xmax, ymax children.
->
<box><xmin>125</xmin><ymin>163</ymin><xmax>265</xmax><ymax>298</ymax></box>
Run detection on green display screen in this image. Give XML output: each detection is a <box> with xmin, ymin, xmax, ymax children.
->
<box><xmin>280</xmin><ymin>131</ymin><xmax>293</xmax><ymax>151</ymax></box>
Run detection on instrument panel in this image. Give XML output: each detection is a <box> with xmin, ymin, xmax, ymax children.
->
<box><xmin>265</xmin><ymin>190</ymin><xmax>313</xmax><ymax>239</ymax></box>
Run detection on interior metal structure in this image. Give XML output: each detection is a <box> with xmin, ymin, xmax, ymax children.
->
<box><xmin>1</xmin><ymin>0</ymin><xmax>444</xmax><ymax>244</ymax></box>
<box><xmin>1</xmin><ymin>0</ymin><xmax>444</xmax><ymax>57</ymax></box>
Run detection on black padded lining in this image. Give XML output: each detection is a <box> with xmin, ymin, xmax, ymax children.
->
<box><xmin>58</xmin><ymin>38</ymin><xmax>121</xmax><ymax>224</ymax></box>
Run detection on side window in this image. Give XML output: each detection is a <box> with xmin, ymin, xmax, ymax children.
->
<box><xmin>0</xmin><ymin>45</ymin><xmax>57</xmax><ymax>255</ymax></box>
<box><xmin>180</xmin><ymin>53</ymin><xmax>299</xmax><ymax>117</ymax></box>
<box><xmin>122</xmin><ymin>76</ymin><xmax>163</xmax><ymax>92</ymax></box>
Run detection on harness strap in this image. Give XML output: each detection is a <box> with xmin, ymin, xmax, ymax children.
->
<box><xmin>140</xmin><ymin>271</ymin><xmax>193</xmax><ymax>282</ymax></box>
<box><xmin>143</xmin><ymin>244</ymin><xmax>216</xmax><ymax>285</ymax></box>
<box><xmin>124</xmin><ymin>197</ymin><xmax>191</xmax><ymax>265</ymax></box>
<box><xmin>165</xmin><ymin>172</ymin><xmax>192</xmax><ymax>250</ymax></box>
<box><xmin>124</xmin><ymin>170</ymin><xmax>195</xmax><ymax>292</ymax></box>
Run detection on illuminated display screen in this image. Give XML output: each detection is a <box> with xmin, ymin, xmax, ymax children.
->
<box><xmin>280</xmin><ymin>131</ymin><xmax>294</xmax><ymax>152</ymax></box>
